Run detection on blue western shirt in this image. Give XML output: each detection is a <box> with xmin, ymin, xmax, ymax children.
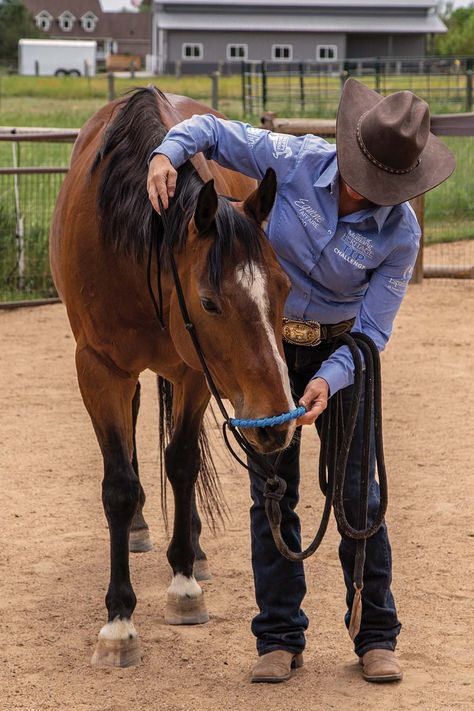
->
<box><xmin>151</xmin><ymin>115</ymin><xmax>421</xmax><ymax>396</ymax></box>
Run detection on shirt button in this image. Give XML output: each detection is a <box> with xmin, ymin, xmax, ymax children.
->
<box><xmin>327</xmin><ymin>229</ymin><xmax>332</xmax><ymax>234</ymax></box>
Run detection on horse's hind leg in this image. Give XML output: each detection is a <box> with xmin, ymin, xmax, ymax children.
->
<box><xmin>76</xmin><ymin>344</ymin><xmax>142</xmax><ymax>667</ymax></box>
<box><xmin>129</xmin><ymin>381</ymin><xmax>154</xmax><ymax>553</ymax></box>
<box><xmin>164</xmin><ymin>369</ymin><xmax>210</xmax><ymax>625</ymax></box>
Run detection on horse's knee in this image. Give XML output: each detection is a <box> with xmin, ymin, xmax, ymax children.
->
<box><xmin>165</xmin><ymin>441</ymin><xmax>200</xmax><ymax>487</ymax></box>
<box><xmin>102</xmin><ymin>473</ymin><xmax>140</xmax><ymax>523</ymax></box>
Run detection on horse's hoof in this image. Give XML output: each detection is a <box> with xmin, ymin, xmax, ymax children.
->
<box><xmin>91</xmin><ymin>619</ymin><xmax>141</xmax><ymax>668</ymax></box>
<box><xmin>129</xmin><ymin>527</ymin><xmax>153</xmax><ymax>553</ymax></box>
<box><xmin>164</xmin><ymin>592</ymin><xmax>209</xmax><ymax>625</ymax></box>
<box><xmin>194</xmin><ymin>559</ymin><xmax>212</xmax><ymax>581</ymax></box>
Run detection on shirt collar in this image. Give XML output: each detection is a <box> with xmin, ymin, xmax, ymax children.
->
<box><xmin>314</xmin><ymin>153</ymin><xmax>338</xmax><ymax>192</ymax></box>
<box><xmin>314</xmin><ymin>155</ymin><xmax>394</xmax><ymax>232</ymax></box>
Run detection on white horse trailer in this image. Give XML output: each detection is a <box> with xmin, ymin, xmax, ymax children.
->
<box><xmin>18</xmin><ymin>39</ymin><xmax>97</xmax><ymax>77</ymax></box>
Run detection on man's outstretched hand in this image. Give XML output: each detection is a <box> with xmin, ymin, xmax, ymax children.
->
<box><xmin>147</xmin><ymin>154</ymin><xmax>177</xmax><ymax>213</ymax></box>
<box><xmin>297</xmin><ymin>377</ymin><xmax>329</xmax><ymax>425</ymax></box>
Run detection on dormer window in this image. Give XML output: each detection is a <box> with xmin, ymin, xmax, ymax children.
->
<box><xmin>58</xmin><ymin>11</ymin><xmax>75</xmax><ymax>32</ymax></box>
<box><xmin>35</xmin><ymin>10</ymin><xmax>53</xmax><ymax>31</ymax></box>
<box><xmin>81</xmin><ymin>12</ymin><xmax>98</xmax><ymax>32</ymax></box>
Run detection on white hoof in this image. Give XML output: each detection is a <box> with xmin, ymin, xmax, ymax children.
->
<box><xmin>164</xmin><ymin>574</ymin><xmax>209</xmax><ymax>625</ymax></box>
<box><xmin>91</xmin><ymin>617</ymin><xmax>141</xmax><ymax>668</ymax></box>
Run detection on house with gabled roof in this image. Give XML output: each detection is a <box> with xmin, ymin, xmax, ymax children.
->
<box><xmin>24</xmin><ymin>0</ymin><xmax>151</xmax><ymax>64</ymax></box>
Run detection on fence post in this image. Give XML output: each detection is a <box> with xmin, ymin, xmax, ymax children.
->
<box><xmin>130</xmin><ymin>60</ymin><xmax>136</xmax><ymax>79</ymax></box>
<box><xmin>241</xmin><ymin>61</ymin><xmax>246</xmax><ymax>117</ymax></box>
<box><xmin>466</xmin><ymin>59</ymin><xmax>473</xmax><ymax>112</ymax></box>
<box><xmin>340</xmin><ymin>70</ymin><xmax>348</xmax><ymax>96</ymax></box>
<box><xmin>262</xmin><ymin>61</ymin><xmax>267</xmax><ymax>112</ymax></box>
<box><xmin>299</xmin><ymin>62</ymin><xmax>305</xmax><ymax>114</ymax></box>
<box><xmin>107</xmin><ymin>72</ymin><xmax>115</xmax><ymax>101</ymax></box>
<box><xmin>11</xmin><ymin>142</ymin><xmax>25</xmax><ymax>291</ymax></box>
<box><xmin>210</xmin><ymin>70</ymin><xmax>219</xmax><ymax>111</ymax></box>
<box><xmin>34</xmin><ymin>60</ymin><xmax>39</xmax><ymax>77</ymax></box>
<box><xmin>410</xmin><ymin>194</ymin><xmax>424</xmax><ymax>284</ymax></box>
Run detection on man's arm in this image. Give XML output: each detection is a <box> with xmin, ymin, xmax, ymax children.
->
<box><xmin>315</xmin><ymin>231</ymin><xmax>420</xmax><ymax>398</ymax></box>
<box><xmin>147</xmin><ymin>114</ymin><xmax>310</xmax><ymax>211</ymax></box>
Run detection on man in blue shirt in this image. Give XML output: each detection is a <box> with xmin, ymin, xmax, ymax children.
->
<box><xmin>147</xmin><ymin>79</ymin><xmax>455</xmax><ymax>683</ymax></box>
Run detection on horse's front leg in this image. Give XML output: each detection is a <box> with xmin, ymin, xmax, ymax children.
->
<box><xmin>164</xmin><ymin>369</ymin><xmax>210</xmax><ymax>625</ymax></box>
<box><xmin>76</xmin><ymin>344</ymin><xmax>142</xmax><ymax>667</ymax></box>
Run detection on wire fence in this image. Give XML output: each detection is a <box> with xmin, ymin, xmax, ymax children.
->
<box><xmin>0</xmin><ymin>133</ymin><xmax>75</xmax><ymax>304</ymax></box>
<box><xmin>0</xmin><ymin>118</ymin><xmax>472</xmax><ymax>305</ymax></box>
<box><xmin>242</xmin><ymin>59</ymin><xmax>474</xmax><ymax>119</ymax></box>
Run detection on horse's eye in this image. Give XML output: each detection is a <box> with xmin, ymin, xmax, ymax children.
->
<box><xmin>200</xmin><ymin>297</ymin><xmax>221</xmax><ymax>315</ymax></box>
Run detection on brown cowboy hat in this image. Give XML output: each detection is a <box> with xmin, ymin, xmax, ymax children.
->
<box><xmin>336</xmin><ymin>78</ymin><xmax>456</xmax><ymax>206</ymax></box>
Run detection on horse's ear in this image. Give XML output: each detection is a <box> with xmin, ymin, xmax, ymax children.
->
<box><xmin>194</xmin><ymin>179</ymin><xmax>218</xmax><ymax>234</ymax></box>
<box><xmin>244</xmin><ymin>168</ymin><xmax>277</xmax><ymax>225</ymax></box>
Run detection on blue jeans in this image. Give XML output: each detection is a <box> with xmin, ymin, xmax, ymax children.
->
<box><xmin>249</xmin><ymin>341</ymin><xmax>401</xmax><ymax>657</ymax></box>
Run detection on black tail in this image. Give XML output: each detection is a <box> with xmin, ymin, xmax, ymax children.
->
<box><xmin>157</xmin><ymin>376</ymin><xmax>228</xmax><ymax>532</ymax></box>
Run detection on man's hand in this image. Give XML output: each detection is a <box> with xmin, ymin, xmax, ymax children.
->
<box><xmin>147</xmin><ymin>154</ymin><xmax>178</xmax><ymax>213</ymax></box>
<box><xmin>297</xmin><ymin>377</ymin><xmax>329</xmax><ymax>426</ymax></box>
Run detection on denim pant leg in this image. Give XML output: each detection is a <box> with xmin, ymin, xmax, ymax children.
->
<box><xmin>337</xmin><ymin>383</ymin><xmax>402</xmax><ymax>657</ymax></box>
<box><xmin>249</xmin><ymin>435</ymin><xmax>309</xmax><ymax>656</ymax></box>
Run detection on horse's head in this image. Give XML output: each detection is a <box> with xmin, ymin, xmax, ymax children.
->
<box><xmin>168</xmin><ymin>168</ymin><xmax>296</xmax><ymax>454</ymax></box>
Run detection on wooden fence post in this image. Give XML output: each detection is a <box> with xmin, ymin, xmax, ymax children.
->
<box><xmin>410</xmin><ymin>194</ymin><xmax>424</xmax><ymax>284</ymax></box>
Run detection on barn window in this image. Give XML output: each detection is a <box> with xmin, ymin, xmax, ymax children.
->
<box><xmin>58</xmin><ymin>11</ymin><xmax>75</xmax><ymax>32</ymax></box>
<box><xmin>272</xmin><ymin>44</ymin><xmax>293</xmax><ymax>61</ymax></box>
<box><xmin>36</xmin><ymin>11</ymin><xmax>52</xmax><ymax>31</ymax></box>
<box><xmin>182</xmin><ymin>43</ymin><xmax>203</xmax><ymax>60</ymax></box>
<box><xmin>317</xmin><ymin>44</ymin><xmax>338</xmax><ymax>61</ymax></box>
<box><xmin>227</xmin><ymin>44</ymin><xmax>248</xmax><ymax>61</ymax></box>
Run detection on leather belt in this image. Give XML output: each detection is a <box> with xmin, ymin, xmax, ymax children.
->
<box><xmin>282</xmin><ymin>317</ymin><xmax>354</xmax><ymax>347</ymax></box>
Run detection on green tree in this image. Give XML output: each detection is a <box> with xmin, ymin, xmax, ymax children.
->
<box><xmin>436</xmin><ymin>3</ymin><xmax>474</xmax><ymax>55</ymax></box>
<box><xmin>0</xmin><ymin>0</ymin><xmax>42</xmax><ymax>68</ymax></box>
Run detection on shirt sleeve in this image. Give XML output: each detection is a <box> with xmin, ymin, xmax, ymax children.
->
<box><xmin>314</xmin><ymin>221</ymin><xmax>421</xmax><ymax>396</ymax></box>
<box><xmin>149</xmin><ymin>113</ymin><xmax>306</xmax><ymax>182</ymax></box>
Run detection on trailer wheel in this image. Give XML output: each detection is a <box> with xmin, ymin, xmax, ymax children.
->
<box><xmin>69</xmin><ymin>69</ymin><xmax>81</xmax><ymax>77</ymax></box>
<box><xmin>54</xmin><ymin>69</ymin><xmax>69</xmax><ymax>77</ymax></box>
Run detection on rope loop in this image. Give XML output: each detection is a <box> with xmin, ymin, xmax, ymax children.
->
<box><xmin>229</xmin><ymin>405</ymin><xmax>305</xmax><ymax>429</ymax></box>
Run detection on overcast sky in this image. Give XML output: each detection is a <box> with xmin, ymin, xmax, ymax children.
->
<box><xmin>98</xmin><ymin>0</ymin><xmax>474</xmax><ymax>11</ymax></box>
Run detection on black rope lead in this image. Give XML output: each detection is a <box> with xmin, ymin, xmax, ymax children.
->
<box><xmin>153</xmin><ymin>197</ymin><xmax>388</xmax><ymax>642</ymax></box>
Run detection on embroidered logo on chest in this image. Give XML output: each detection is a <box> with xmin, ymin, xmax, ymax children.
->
<box><xmin>269</xmin><ymin>133</ymin><xmax>293</xmax><ymax>159</ymax></box>
<box><xmin>294</xmin><ymin>198</ymin><xmax>325</xmax><ymax>230</ymax></box>
<box><xmin>334</xmin><ymin>229</ymin><xmax>375</xmax><ymax>270</ymax></box>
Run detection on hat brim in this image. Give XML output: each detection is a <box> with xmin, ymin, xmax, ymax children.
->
<box><xmin>336</xmin><ymin>78</ymin><xmax>456</xmax><ymax>206</ymax></box>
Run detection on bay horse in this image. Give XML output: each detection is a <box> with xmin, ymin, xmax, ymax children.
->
<box><xmin>50</xmin><ymin>86</ymin><xmax>296</xmax><ymax>667</ymax></box>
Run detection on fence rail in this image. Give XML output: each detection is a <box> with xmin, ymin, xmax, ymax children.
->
<box><xmin>0</xmin><ymin>116</ymin><xmax>473</xmax><ymax>306</ymax></box>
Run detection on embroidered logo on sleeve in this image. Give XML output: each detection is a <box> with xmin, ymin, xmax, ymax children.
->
<box><xmin>246</xmin><ymin>126</ymin><xmax>262</xmax><ymax>149</ymax></box>
<box><xmin>387</xmin><ymin>264</ymin><xmax>413</xmax><ymax>294</ymax></box>
<box><xmin>269</xmin><ymin>133</ymin><xmax>293</xmax><ymax>159</ymax></box>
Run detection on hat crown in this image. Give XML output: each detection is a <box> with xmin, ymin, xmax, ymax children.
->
<box><xmin>358</xmin><ymin>91</ymin><xmax>430</xmax><ymax>172</ymax></box>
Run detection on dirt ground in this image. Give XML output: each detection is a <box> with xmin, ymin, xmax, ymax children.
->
<box><xmin>0</xmin><ymin>280</ymin><xmax>473</xmax><ymax>711</ymax></box>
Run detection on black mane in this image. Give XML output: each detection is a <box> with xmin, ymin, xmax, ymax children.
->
<box><xmin>92</xmin><ymin>86</ymin><xmax>262</xmax><ymax>290</ymax></box>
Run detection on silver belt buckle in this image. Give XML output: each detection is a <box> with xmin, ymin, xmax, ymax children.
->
<box><xmin>282</xmin><ymin>318</ymin><xmax>322</xmax><ymax>347</ymax></box>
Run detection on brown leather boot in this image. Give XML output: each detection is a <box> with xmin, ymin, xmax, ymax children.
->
<box><xmin>360</xmin><ymin>649</ymin><xmax>403</xmax><ymax>682</ymax></box>
<box><xmin>251</xmin><ymin>650</ymin><xmax>304</xmax><ymax>683</ymax></box>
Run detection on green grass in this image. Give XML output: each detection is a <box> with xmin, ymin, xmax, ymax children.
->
<box><xmin>0</xmin><ymin>73</ymin><xmax>472</xmax><ymax>301</ymax></box>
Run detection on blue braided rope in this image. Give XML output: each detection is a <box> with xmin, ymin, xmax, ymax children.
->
<box><xmin>229</xmin><ymin>406</ymin><xmax>306</xmax><ymax>429</ymax></box>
